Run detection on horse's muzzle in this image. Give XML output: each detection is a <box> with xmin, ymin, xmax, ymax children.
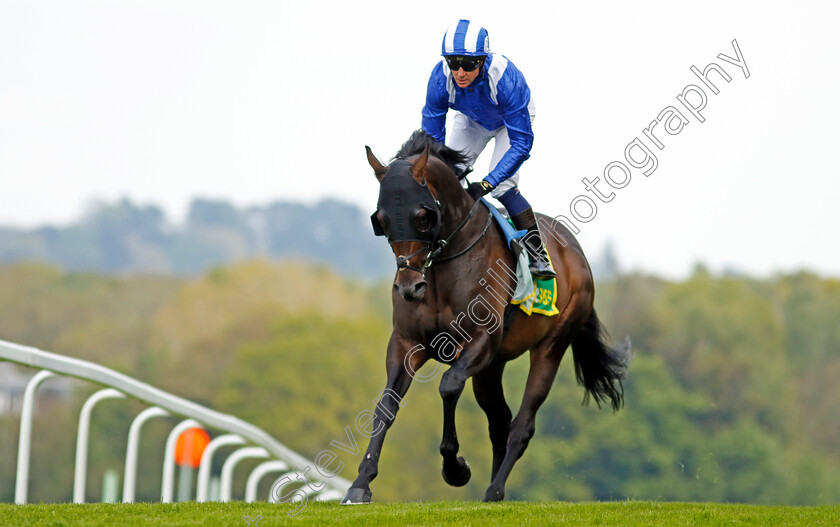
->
<box><xmin>394</xmin><ymin>272</ymin><xmax>427</xmax><ymax>302</ymax></box>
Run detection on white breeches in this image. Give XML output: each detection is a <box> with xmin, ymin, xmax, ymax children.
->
<box><xmin>446</xmin><ymin>101</ymin><xmax>536</xmax><ymax>198</ymax></box>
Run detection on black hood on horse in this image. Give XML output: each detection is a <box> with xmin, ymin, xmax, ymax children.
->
<box><xmin>369</xmin><ymin>130</ymin><xmax>491</xmax><ymax>278</ymax></box>
<box><xmin>370</xmin><ymin>159</ymin><xmax>442</xmax><ymax>244</ymax></box>
<box><xmin>370</xmin><ymin>130</ymin><xmax>470</xmax><ymax>243</ymax></box>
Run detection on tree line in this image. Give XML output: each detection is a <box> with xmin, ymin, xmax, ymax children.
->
<box><xmin>0</xmin><ymin>198</ymin><xmax>393</xmax><ymax>279</ymax></box>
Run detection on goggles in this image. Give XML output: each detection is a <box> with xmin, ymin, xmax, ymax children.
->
<box><xmin>445</xmin><ymin>55</ymin><xmax>483</xmax><ymax>72</ymax></box>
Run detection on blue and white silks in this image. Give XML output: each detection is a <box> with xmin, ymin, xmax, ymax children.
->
<box><xmin>421</xmin><ymin>53</ymin><xmax>535</xmax><ymax>189</ymax></box>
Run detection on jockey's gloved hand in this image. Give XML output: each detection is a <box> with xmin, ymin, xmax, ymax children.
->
<box><xmin>467</xmin><ymin>179</ymin><xmax>494</xmax><ymax>200</ymax></box>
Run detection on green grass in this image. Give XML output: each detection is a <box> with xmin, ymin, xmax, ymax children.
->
<box><xmin>2</xmin><ymin>501</ymin><xmax>838</xmax><ymax>526</ymax></box>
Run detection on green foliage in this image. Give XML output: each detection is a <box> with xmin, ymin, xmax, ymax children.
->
<box><xmin>1</xmin><ymin>262</ymin><xmax>839</xmax><ymax>505</ymax></box>
<box><xmin>216</xmin><ymin>313</ymin><xmax>390</xmax><ymax>441</ymax></box>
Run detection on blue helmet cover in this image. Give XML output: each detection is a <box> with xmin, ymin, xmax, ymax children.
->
<box><xmin>441</xmin><ymin>19</ymin><xmax>490</xmax><ymax>57</ymax></box>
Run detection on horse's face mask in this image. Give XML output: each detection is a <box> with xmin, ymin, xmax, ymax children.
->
<box><xmin>370</xmin><ymin>160</ymin><xmax>442</xmax><ymax>244</ymax></box>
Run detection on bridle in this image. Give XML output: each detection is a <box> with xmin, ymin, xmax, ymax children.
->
<box><xmin>394</xmin><ymin>198</ymin><xmax>492</xmax><ymax>276</ymax></box>
<box><xmin>371</xmin><ymin>159</ymin><xmax>492</xmax><ymax>277</ymax></box>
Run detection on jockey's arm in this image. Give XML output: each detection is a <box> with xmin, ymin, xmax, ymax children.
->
<box><xmin>484</xmin><ymin>63</ymin><xmax>534</xmax><ymax>188</ymax></box>
<box><xmin>421</xmin><ymin>62</ymin><xmax>449</xmax><ymax>142</ymax></box>
<box><xmin>485</xmin><ymin>103</ymin><xmax>534</xmax><ymax>188</ymax></box>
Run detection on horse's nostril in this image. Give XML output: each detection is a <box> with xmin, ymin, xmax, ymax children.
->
<box><xmin>414</xmin><ymin>282</ymin><xmax>427</xmax><ymax>294</ymax></box>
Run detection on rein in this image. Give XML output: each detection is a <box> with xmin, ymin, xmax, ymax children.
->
<box><xmin>396</xmin><ymin>198</ymin><xmax>492</xmax><ymax>275</ymax></box>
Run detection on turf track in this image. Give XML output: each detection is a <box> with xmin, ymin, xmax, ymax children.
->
<box><xmin>2</xmin><ymin>501</ymin><xmax>838</xmax><ymax>526</ymax></box>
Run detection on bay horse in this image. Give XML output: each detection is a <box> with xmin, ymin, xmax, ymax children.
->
<box><xmin>342</xmin><ymin>130</ymin><xmax>629</xmax><ymax>503</ymax></box>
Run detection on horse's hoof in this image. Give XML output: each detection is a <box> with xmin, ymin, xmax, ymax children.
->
<box><xmin>483</xmin><ymin>486</ymin><xmax>504</xmax><ymax>502</ymax></box>
<box><xmin>340</xmin><ymin>487</ymin><xmax>372</xmax><ymax>505</ymax></box>
<box><xmin>441</xmin><ymin>456</ymin><xmax>471</xmax><ymax>487</ymax></box>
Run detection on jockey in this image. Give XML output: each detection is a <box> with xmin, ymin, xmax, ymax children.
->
<box><xmin>421</xmin><ymin>19</ymin><xmax>556</xmax><ymax>279</ymax></box>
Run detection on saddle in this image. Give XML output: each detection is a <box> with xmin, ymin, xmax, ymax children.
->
<box><xmin>482</xmin><ymin>198</ymin><xmax>559</xmax><ymax>317</ymax></box>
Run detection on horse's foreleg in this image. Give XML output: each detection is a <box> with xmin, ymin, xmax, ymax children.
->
<box><xmin>471</xmin><ymin>358</ymin><xmax>512</xmax><ymax>482</ymax></box>
<box><xmin>483</xmin><ymin>346</ymin><xmax>564</xmax><ymax>502</ymax></box>
<box><xmin>342</xmin><ymin>335</ymin><xmax>427</xmax><ymax>504</ymax></box>
<box><xmin>439</xmin><ymin>334</ymin><xmax>494</xmax><ymax>487</ymax></box>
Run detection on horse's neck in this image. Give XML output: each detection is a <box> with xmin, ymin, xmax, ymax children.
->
<box><xmin>425</xmin><ymin>239</ymin><xmax>512</xmax><ymax>333</ymax></box>
<box><xmin>433</xmin><ymin>199</ymin><xmax>511</xmax><ymax>296</ymax></box>
<box><xmin>433</xmin><ymin>178</ymin><xmax>473</xmax><ymax>236</ymax></box>
<box><xmin>440</xmin><ymin>201</ymin><xmax>472</xmax><ymax>236</ymax></box>
<box><xmin>429</xmin><ymin>168</ymin><xmax>493</xmax><ymax>250</ymax></box>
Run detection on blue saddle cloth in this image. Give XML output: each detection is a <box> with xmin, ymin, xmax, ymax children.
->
<box><xmin>481</xmin><ymin>198</ymin><xmax>528</xmax><ymax>248</ymax></box>
<box><xmin>480</xmin><ymin>198</ymin><xmax>535</xmax><ymax>305</ymax></box>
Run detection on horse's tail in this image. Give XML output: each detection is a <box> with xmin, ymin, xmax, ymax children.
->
<box><xmin>570</xmin><ymin>309</ymin><xmax>630</xmax><ymax>412</ymax></box>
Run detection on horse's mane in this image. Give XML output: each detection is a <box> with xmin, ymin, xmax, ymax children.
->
<box><xmin>394</xmin><ymin>130</ymin><xmax>471</xmax><ymax>178</ymax></box>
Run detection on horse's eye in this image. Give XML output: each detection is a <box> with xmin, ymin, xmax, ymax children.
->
<box><xmin>414</xmin><ymin>208</ymin><xmax>431</xmax><ymax>232</ymax></box>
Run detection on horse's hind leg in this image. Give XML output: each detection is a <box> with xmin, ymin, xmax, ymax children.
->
<box><xmin>471</xmin><ymin>358</ymin><xmax>512</xmax><ymax>481</ymax></box>
<box><xmin>483</xmin><ymin>337</ymin><xmax>569</xmax><ymax>502</ymax></box>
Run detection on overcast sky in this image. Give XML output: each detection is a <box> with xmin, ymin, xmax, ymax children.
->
<box><xmin>1</xmin><ymin>1</ymin><xmax>838</xmax><ymax>278</ymax></box>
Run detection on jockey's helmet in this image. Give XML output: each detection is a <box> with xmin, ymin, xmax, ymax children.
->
<box><xmin>441</xmin><ymin>20</ymin><xmax>490</xmax><ymax>57</ymax></box>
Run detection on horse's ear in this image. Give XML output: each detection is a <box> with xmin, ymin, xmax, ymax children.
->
<box><xmin>409</xmin><ymin>144</ymin><xmax>430</xmax><ymax>185</ymax></box>
<box><xmin>365</xmin><ymin>146</ymin><xmax>387</xmax><ymax>182</ymax></box>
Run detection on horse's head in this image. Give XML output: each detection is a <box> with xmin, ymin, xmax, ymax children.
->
<box><xmin>368</xmin><ymin>130</ymin><xmax>476</xmax><ymax>302</ymax></box>
<box><xmin>368</xmin><ymin>145</ymin><xmax>439</xmax><ymax>302</ymax></box>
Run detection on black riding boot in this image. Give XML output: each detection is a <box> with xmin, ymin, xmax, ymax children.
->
<box><xmin>511</xmin><ymin>208</ymin><xmax>556</xmax><ymax>280</ymax></box>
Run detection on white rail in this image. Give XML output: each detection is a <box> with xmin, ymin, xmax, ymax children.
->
<box><xmin>14</xmin><ymin>370</ymin><xmax>54</xmax><ymax>504</ymax></box>
<box><xmin>73</xmin><ymin>388</ymin><xmax>125</xmax><ymax>503</ymax></box>
<box><xmin>0</xmin><ymin>338</ymin><xmax>350</xmax><ymax>503</ymax></box>
<box><xmin>123</xmin><ymin>406</ymin><xmax>171</xmax><ymax>502</ymax></box>
<box><xmin>196</xmin><ymin>434</ymin><xmax>246</xmax><ymax>502</ymax></box>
